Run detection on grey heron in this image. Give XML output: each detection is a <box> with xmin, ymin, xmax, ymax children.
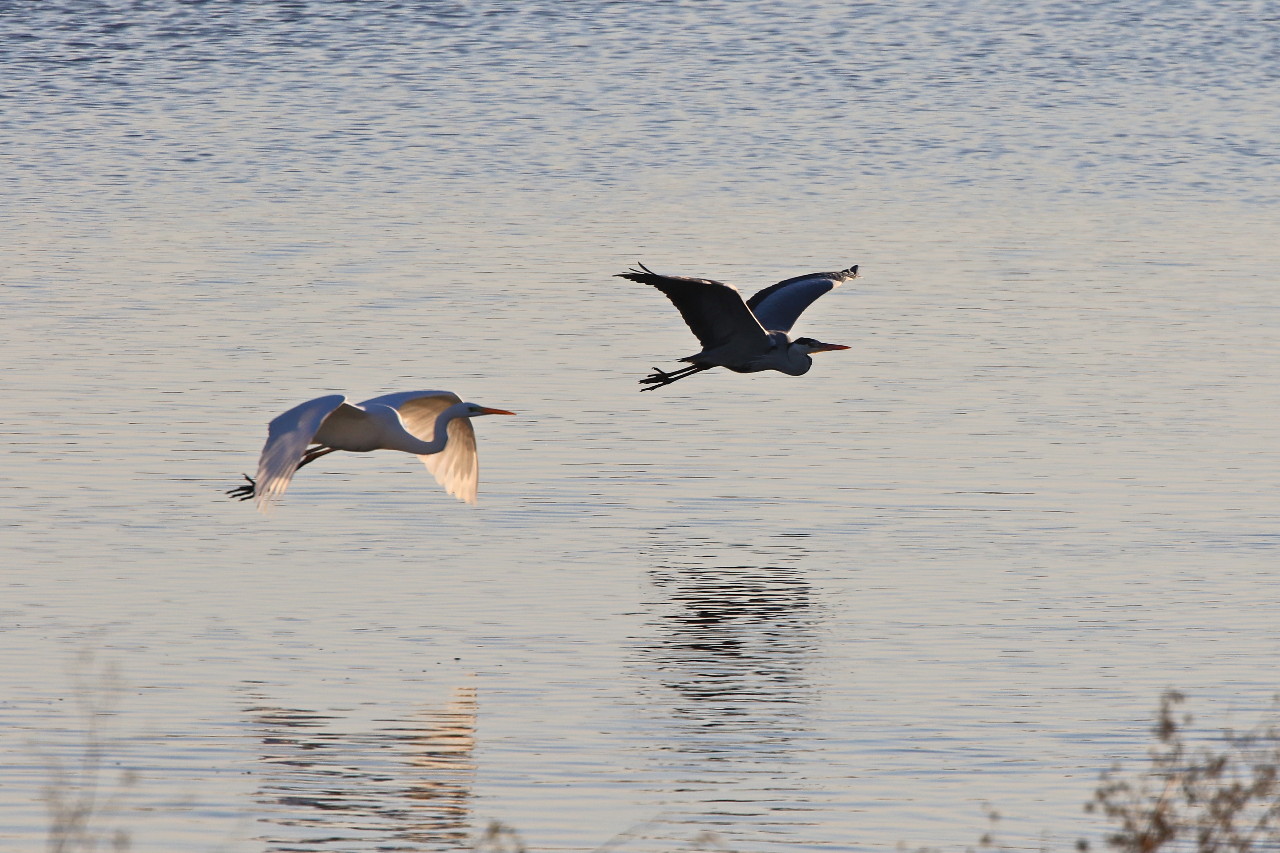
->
<box><xmin>227</xmin><ymin>390</ymin><xmax>515</xmax><ymax>511</ymax></box>
<box><xmin>617</xmin><ymin>262</ymin><xmax>858</xmax><ymax>390</ymax></box>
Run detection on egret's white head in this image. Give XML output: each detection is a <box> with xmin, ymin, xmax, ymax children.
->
<box><xmin>464</xmin><ymin>403</ymin><xmax>517</xmax><ymax>417</ymax></box>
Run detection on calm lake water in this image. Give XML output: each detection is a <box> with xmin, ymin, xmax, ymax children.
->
<box><xmin>2</xmin><ymin>1</ymin><xmax>1278</xmax><ymax>851</ymax></box>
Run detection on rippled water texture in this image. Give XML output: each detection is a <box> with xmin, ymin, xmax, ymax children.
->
<box><xmin>2</xmin><ymin>1</ymin><xmax>1278</xmax><ymax>851</ymax></box>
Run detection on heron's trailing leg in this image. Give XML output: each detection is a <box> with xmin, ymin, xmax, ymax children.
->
<box><xmin>226</xmin><ymin>446</ymin><xmax>339</xmax><ymax>501</ymax></box>
<box><xmin>639</xmin><ymin>363</ymin><xmax>712</xmax><ymax>391</ymax></box>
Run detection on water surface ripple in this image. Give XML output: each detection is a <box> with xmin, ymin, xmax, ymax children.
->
<box><xmin>2</xmin><ymin>1</ymin><xmax>1277</xmax><ymax>851</ymax></box>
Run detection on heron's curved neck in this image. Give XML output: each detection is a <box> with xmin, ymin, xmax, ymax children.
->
<box><xmin>778</xmin><ymin>340</ymin><xmax>814</xmax><ymax>376</ymax></box>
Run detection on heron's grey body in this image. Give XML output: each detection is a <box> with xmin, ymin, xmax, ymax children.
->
<box><xmin>617</xmin><ymin>263</ymin><xmax>858</xmax><ymax>389</ymax></box>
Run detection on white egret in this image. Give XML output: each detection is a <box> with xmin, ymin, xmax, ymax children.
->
<box><xmin>227</xmin><ymin>390</ymin><xmax>515</xmax><ymax>511</ymax></box>
<box><xmin>617</xmin><ymin>263</ymin><xmax>859</xmax><ymax>390</ymax></box>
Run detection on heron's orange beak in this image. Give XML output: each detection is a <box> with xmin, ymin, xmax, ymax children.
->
<box><xmin>480</xmin><ymin>407</ymin><xmax>517</xmax><ymax>416</ymax></box>
<box><xmin>812</xmin><ymin>343</ymin><xmax>851</xmax><ymax>354</ymax></box>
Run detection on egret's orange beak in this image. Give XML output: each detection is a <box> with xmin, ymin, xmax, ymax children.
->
<box><xmin>812</xmin><ymin>343</ymin><xmax>851</xmax><ymax>353</ymax></box>
<box><xmin>480</xmin><ymin>407</ymin><xmax>517</xmax><ymax>416</ymax></box>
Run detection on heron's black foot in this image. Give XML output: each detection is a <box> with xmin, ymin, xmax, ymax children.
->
<box><xmin>226</xmin><ymin>473</ymin><xmax>256</xmax><ymax>501</ymax></box>
<box><xmin>640</xmin><ymin>368</ymin><xmax>676</xmax><ymax>391</ymax></box>
<box><xmin>640</xmin><ymin>364</ymin><xmax>706</xmax><ymax>391</ymax></box>
<box><xmin>641</xmin><ymin>366</ymin><xmax>685</xmax><ymax>384</ymax></box>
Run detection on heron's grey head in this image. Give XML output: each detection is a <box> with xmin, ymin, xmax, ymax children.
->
<box><xmin>793</xmin><ymin>337</ymin><xmax>851</xmax><ymax>355</ymax></box>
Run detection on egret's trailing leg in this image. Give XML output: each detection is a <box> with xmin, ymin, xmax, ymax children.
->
<box><xmin>226</xmin><ymin>445</ymin><xmax>340</xmax><ymax>501</ymax></box>
<box><xmin>227</xmin><ymin>473</ymin><xmax>257</xmax><ymax>501</ymax></box>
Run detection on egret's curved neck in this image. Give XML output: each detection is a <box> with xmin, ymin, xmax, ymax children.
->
<box><xmin>381</xmin><ymin>402</ymin><xmax>472</xmax><ymax>455</ymax></box>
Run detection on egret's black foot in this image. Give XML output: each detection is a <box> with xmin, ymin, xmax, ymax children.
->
<box><xmin>226</xmin><ymin>474</ymin><xmax>256</xmax><ymax>501</ymax></box>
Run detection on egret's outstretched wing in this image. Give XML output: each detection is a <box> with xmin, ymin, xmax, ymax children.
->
<box><xmin>746</xmin><ymin>265</ymin><xmax>857</xmax><ymax>333</ymax></box>
<box><xmin>617</xmin><ymin>264</ymin><xmax>768</xmax><ymax>351</ymax></box>
<box><xmin>358</xmin><ymin>390</ymin><xmax>461</xmax><ymax>430</ymax></box>
<box><xmin>254</xmin><ymin>394</ymin><xmax>348</xmax><ymax>512</ymax></box>
<box><xmin>420</xmin><ymin>416</ymin><xmax>479</xmax><ymax>504</ymax></box>
<box><xmin>357</xmin><ymin>391</ymin><xmax>478</xmax><ymax>504</ymax></box>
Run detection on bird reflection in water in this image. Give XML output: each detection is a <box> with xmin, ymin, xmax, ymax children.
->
<box><xmin>636</xmin><ymin>538</ymin><xmax>822</xmax><ymax>724</ymax></box>
<box><xmin>243</xmin><ymin>685</ymin><xmax>477</xmax><ymax>852</ymax></box>
<box><xmin>623</xmin><ymin>538</ymin><xmax>829</xmax><ymax>847</ymax></box>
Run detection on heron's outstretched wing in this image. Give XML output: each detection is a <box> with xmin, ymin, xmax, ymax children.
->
<box><xmin>617</xmin><ymin>264</ymin><xmax>768</xmax><ymax>351</ymax></box>
<box><xmin>746</xmin><ymin>265</ymin><xmax>857</xmax><ymax>333</ymax></box>
<box><xmin>357</xmin><ymin>390</ymin><xmax>478</xmax><ymax>504</ymax></box>
<box><xmin>254</xmin><ymin>394</ymin><xmax>348</xmax><ymax>512</ymax></box>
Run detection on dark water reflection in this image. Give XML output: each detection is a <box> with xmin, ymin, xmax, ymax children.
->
<box><xmin>244</xmin><ymin>686</ymin><xmax>476</xmax><ymax>852</ymax></box>
<box><xmin>642</xmin><ymin>563</ymin><xmax>818</xmax><ymax>715</ymax></box>
<box><xmin>625</xmin><ymin>538</ymin><xmax>830</xmax><ymax>845</ymax></box>
<box><xmin>6</xmin><ymin>0</ymin><xmax>1280</xmax><ymax>849</ymax></box>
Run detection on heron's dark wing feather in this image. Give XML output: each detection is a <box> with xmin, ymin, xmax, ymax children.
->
<box><xmin>617</xmin><ymin>265</ymin><xmax>767</xmax><ymax>350</ymax></box>
<box><xmin>746</xmin><ymin>267</ymin><xmax>853</xmax><ymax>333</ymax></box>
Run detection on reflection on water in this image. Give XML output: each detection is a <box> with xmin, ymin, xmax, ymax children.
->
<box><xmin>4</xmin><ymin>0</ymin><xmax>1279</xmax><ymax>849</ymax></box>
<box><xmin>641</xmin><ymin>559</ymin><xmax>817</xmax><ymax>715</ymax></box>
<box><xmin>244</xmin><ymin>686</ymin><xmax>477</xmax><ymax>852</ymax></box>
<box><xmin>625</xmin><ymin>536</ymin><xmax>829</xmax><ymax>847</ymax></box>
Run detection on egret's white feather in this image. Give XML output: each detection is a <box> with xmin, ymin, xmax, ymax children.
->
<box><xmin>253</xmin><ymin>394</ymin><xmax>348</xmax><ymax>512</ymax></box>
<box><xmin>236</xmin><ymin>389</ymin><xmax>509</xmax><ymax>512</ymax></box>
<box><xmin>359</xmin><ymin>391</ymin><xmax>480</xmax><ymax>505</ymax></box>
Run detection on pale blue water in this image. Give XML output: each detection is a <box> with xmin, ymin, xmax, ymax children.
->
<box><xmin>2</xmin><ymin>1</ymin><xmax>1278</xmax><ymax>851</ymax></box>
